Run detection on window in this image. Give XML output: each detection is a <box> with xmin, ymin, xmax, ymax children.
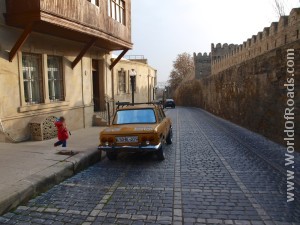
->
<box><xmin>118</xmin><ymin>69</ymin><xmax>126</xmax><ymax>93</ymax></box>
<box><xmin>157</xmin><ymin>108</ymin><xmax>165</xmax><ymax>122</ymax></box>
<box><xmin>88</xmin><ymin>0</ymin><xmax>99</xmax><ymax>6</ymax></box>
<box><xmin>47</xmin><ymin>56</ymin><xmax>64</xmax><ymax>101</ymax></box>
<box><xmin>22</xmin><ymin>53</ymin><xmax>43</xmax><ymax>104</ymax></box>
<box><xmin>21</xmin><ymin>53</ymin><xmax>66</xmax><ymax>108</ymax></box>
<box><xmin>113</xmin><ymin>109</ymin><xmax>156</xmax><ymax>124</ymax></box>
<box><xmin>107</xmin><ymin>0</ymin><xmax>125</xmax><ymax>25</ymax></box>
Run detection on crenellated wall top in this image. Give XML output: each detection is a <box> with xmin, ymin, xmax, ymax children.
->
<box><xmin>210</xmin><ymin>7</ymin><xmax>300</xmax><ymax>73</ymax></box>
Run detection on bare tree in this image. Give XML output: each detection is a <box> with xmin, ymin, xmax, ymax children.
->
<box><xmin>168</xmin><ymin>52</ymin><xmax>195</xmax><ymax>94</ymax></box>
<box><xmin>273</xmin><ymin>0</ymin><xmax>286</xmax><ymax>18</ymax></box>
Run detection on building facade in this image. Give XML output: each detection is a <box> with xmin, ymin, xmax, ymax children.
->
<box><xmin>0</xmin><ymin>0</ymin><xmax>133</xmax><ymax>142</ymax></box>
<box><xmin>111</xmin><ymin>56</ymin><xmax>157</xmax><ymax>104</ymax></box>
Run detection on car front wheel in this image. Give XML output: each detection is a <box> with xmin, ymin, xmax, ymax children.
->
<box><xmin>156</xmin><ymin>146</ymin><xmax>165</xmax><ymax>161</ymax></box>
<box><xmin>166</xmin><ymin>128</ymin><xmax>173</xmax><ymax>145</ymax></box>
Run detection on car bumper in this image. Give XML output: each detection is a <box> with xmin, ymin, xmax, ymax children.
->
<box><xmin>98</xmin><ymin>143</ymin><xmax>162</xmax><ymax>153</ymax></box>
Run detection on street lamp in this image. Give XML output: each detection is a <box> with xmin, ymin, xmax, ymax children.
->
<box><xmin>129</xmin><ymin>69</ymin><xmax>137</xmax><ymax>105</ymax></box>
<box><xmin>165</xmin><ymin>86</ymin><xmax>168</xmax><ymax>99</ymax></box>
<box><xmin>163</xmin><ymin>86</ymin><xmax>167</xmax><ymax>108</ymax></box>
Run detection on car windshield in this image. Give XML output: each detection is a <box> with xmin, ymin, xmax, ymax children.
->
<box><xmin>113</xmin><ymin>109</ymin><xmax>156</xmax><ymax>124</ymax></box>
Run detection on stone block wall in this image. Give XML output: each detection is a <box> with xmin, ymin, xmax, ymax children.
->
<box><xmin>189</xmin><ymin>8</ymin><xmax>300</xmax><ymax>150</ymax></box>
<box><xmin>198</xmin><ymin>41</ymin><xmax>300</xmax><ymax>150</ymax></box>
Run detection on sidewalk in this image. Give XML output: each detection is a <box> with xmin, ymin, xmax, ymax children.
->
<box><xmin>0</xmin><ymin>126</ymin><xmax>106</xmax><ymax>215</ymax></box>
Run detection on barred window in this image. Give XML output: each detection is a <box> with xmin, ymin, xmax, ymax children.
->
<box><xmin>47</xmin><ymin>56</ymin><xmax>64</xmax><ymax>101</ymax></box>
<box><xmin>22</xmin><ymin>53</ymin><xmax>43</xmax><ymax>104</ymax></box>
<box><xmin>118</xmin><ymin>69</ymin><xmax>126</xmax><ymax>93</ymax></box>
<box><xmin>108</xmin><ymin>0</ymin><xmax>125</xmax><ymax>25</ymax></box>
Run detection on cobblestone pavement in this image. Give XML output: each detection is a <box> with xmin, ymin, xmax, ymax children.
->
<box><xmin>1</xmin><ymin>107</ymin><xmax>299</xmax><ymax>225</ymax></box>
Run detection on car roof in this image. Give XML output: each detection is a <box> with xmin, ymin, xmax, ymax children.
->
<box><xmin>117</xmin><ymin>103</ymin><xmax>160</xmax><ymax>111</ymax></box>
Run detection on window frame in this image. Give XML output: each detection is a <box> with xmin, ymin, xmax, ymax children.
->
<box><xmin>22</xmin><ymin>53</ymin><xmax>44</xmax><ymax>105</ymax></box>
<box><xmin>118</xmin><ymin>69</ymin><xmax>126</xmax><ymax>93</ymax></box>
<box><xmin>18</xmin><ymin>52</ymin><xmax>68</xmax><ymax>112</ymax></box>
<box><xmin>47</xmin><ymin>55</ymin><xmax>65</xmax><ymax>102</ymax></box>
<box><xmin>157</xmin><ymin>107</ymin><xmax>166</xmax><ymax>122</ymax></box>
<box><xmin>88</xmin><ymin>0</ymin><xmax>99</xmax><ymax>6</ymax></box>
<box><xmin>107</xmin><ymin>0</ymin><xmax>126</xmax><ymax>25</ymax></box>
<box><xmin>113</xmin><ymin>108</ymin><xmax>157</xmax><ymax>125</ymax></box>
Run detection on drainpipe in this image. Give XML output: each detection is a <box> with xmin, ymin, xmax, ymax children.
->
<box><xmin>147</xmin><ymin>74</ymin><xmax>150</xmax><ymax>102</ymax></box>
<box><xmin>111</xmin><ymin>66</ymin><xmax>115</xmax><ymax>102</ymax></box>
<box><xmin>105</xmin><ymin>53</ymin><xmax>108</xmax><ymax>102</ymax></box>
<box><xmin>81</xmin><ymin>59</ymin><xmax>86</xmax><ymax>128</ymax></box>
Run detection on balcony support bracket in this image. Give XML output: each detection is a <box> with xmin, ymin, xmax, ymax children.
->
<box><xmin>9</xmin><ymin>22</ymin><xmax>34</xmax><ymax>62</ymax></box>
<box><xmin>72</xmin><ymin>38</ymin><xmax>97</xmax><ymax>69</ymax></box>
<box><xmin>109</xmin><ymin>49</ymin><xmax>129</xmax><ymax>70</ymax></box>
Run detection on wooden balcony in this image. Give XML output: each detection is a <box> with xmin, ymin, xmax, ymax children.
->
<box><xmin>4</xmin><ymin>0</ymin><xmax>132</xmax><ymax>51</ymax></box>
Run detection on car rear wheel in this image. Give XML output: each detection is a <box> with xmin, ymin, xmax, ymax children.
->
<box><xmin>156</xmin><ymin>146</ymin><xmax>165</xmax><ymax>161</ymax></box>
<box><xmin>107</xmin><ymin>152</ymin><xmax>117</xmax><ymax>160</ymax></box>
<box><xmin>166</xmin><ymin>128</ymin><xmax>173</xmax><ymax>145</ymax></box>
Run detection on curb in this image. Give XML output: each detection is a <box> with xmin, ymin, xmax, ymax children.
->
<box><xmin>0</xmin><ymin>148</ymin><xmax>103</xmax><ymax>216</ymax></box>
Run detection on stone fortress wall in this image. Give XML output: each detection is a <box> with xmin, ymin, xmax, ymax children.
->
<box><xmin>194</xmin><ymin>8</ymin><xmax>300</xmax><ymax>77</ymax></box>
<box><xmin>190</xmin><ymin>8</ymin><xmax>300</xmax><ymax>150</ymax></box>
<box><xmin>193</xmin><ymin>52</ymin><xmax>211</xmax><ymax>79</ymax></box>
<box><xmin>211</xmin><ymin>8</ymin><xmax>300</xmax><ymax>74</ymax></box>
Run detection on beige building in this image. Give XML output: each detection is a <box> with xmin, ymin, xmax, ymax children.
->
<box><xmin>0</xmin><ymin>0</ymin><xmax>152</xmax><ymax>142</ymax></box>
<box><xmin>111</xmin><ymin>56</ymin><xmax>157</xmax><ymax>104</ymax></box>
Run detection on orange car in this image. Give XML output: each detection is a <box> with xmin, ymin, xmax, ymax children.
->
<box><xmin>98</xmin><ymin>102</ymin><xmax>172</xmax><ymax>161</ymax></box>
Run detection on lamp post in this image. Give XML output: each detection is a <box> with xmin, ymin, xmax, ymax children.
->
<box><xmin>165</xmin><ymin>86</ymin><xmax>168</xmax><ymax>99</ymax></box>
<box><xmin>129</xmin><ymin>69</ymin><xmax>137</xmax><ymax>105</ymax></box>
<box><xmin>163</xmin><ymin>86</ymin><xmax>167</xmax><ymax>108</ymax></box>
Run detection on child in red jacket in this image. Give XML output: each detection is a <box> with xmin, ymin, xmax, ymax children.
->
<box><xmin>54</xmin><ymin>116</ymin><xmax>69</xmax><ymax>147</ymax></box>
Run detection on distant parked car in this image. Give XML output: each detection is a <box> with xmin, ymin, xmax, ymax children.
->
<box><xmin>98</xmin><ymin>102</ymin><xmax>173</xmax><ymax>161</ymax></box>
<box><xmin>164</xmin><ymin>99</ymin><xmax>175</xmax><ymax>108</ymax></box>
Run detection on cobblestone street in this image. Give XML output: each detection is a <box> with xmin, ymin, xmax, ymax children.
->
<box><xmin>0</xmin><ymin>107</ymin><xmax>299</xmax><ymax>225</ymax></box>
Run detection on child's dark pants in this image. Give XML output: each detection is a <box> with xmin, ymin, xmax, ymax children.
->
<box><xmin>54</xmin><ymin>140</ymin><xmax>67</xmax><ymax>147</ymax></box>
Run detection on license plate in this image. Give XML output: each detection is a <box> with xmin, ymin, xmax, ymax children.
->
<box><xmin>116</xmin><ymin>136</ymin><xmax>138</xmax><ymax>143</ymax></box>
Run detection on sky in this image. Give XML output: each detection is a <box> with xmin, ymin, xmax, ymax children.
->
<box><xmin>123</xmin><ymin>0</ymin><xmax>299</xmax><ymax>82</ymax></box>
